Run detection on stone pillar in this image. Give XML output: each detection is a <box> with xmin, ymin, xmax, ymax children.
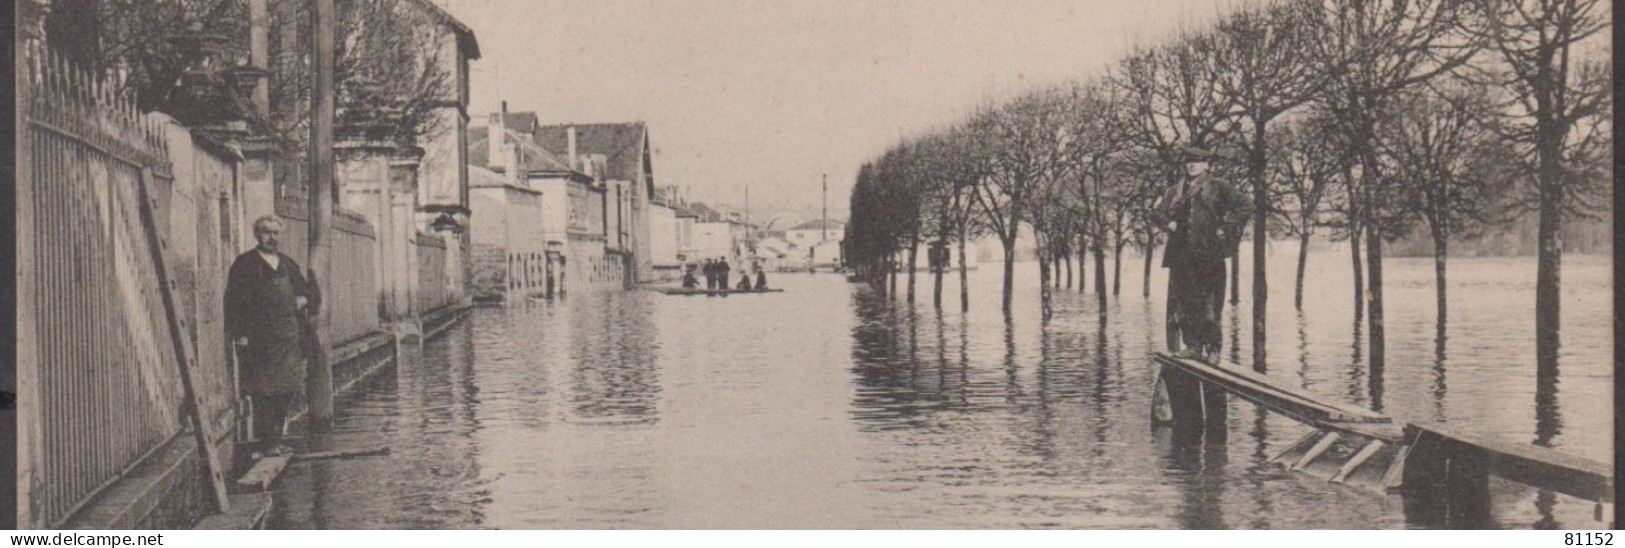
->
<box><xmin>336</xmin><ymin>141</ymin><xmax>395</xmax><ymax>321</ymax></box>
<box><xmin>391</xmin><ymin>147</ymin><xmax>424</xmax><ymax>326</ymax></box>
<box><xmin>239</xmin><ymin>139</ymin><xmax>280</xmax><ymax>251</ymax></box>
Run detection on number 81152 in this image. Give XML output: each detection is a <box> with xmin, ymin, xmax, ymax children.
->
<box><xmin>1567</xmin><ymin>533</ymin><xmax>1612</xmax><ymax>546</ymax></box>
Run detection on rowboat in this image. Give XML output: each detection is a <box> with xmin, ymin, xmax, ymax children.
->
<box><xmin>652</xmin><ymin>287</ymin><xmax>785</xmax><ymax>296</ymax></box>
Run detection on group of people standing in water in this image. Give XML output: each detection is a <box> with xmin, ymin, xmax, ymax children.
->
<box><xmin>682</xmin><ymin>257</ymin><xmax>768</xmax><ymax>291</ymax></box>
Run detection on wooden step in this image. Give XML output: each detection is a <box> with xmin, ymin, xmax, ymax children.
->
<box><xmin>1291</xmin><ymin>432</ymin><xmax>1341</xmax><ymax>471</ymax></box>
<box><xmin>1331</xmin><ymin>440</ymin><xmax>1386</xmax><ymax>484</ymax></box>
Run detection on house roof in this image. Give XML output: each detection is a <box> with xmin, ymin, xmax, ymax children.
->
<box><xmin>488</xmin><ymin>112</ymin><xmax>539</xmax><ymax>134</ymax></box>
<box><xmin>468</xmin><ymin>164</ymin><xmax>541</xmax><ymax>194</ymax></box>
<box><xmin>407</xmin><ymin>0</ymin><xmax>481</xmax><ymax>59</ymax></box>
<box><xmin>468</xmin><ymin>125</ymin><xmax>583</xmax><ymax>177</ymax></box>
<box><xmin>789</xmin><ymin>219</ymin><xmax>845</xmax><ymax>231</ymax></box>
<box><xmin>533</xmin><ymin>123</ymin><xmax>651</xmax><ymax>191</ymax></box>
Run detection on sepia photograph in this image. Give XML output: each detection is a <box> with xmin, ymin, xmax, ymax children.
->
<box><xmin>8</xmin><ymin>0</ymin><xmax>1615</xmax><ymax>532</ymax></box>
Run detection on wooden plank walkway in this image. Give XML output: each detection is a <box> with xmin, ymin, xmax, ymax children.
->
<box><xmin>1151</xmin><ymin>353</ymin><xmax>1400</xmax><ymax>440</ymax></box>
<box><xmin>1406</xmin><ymin>422</ymin><xmax>1613</xmax><ymax>504</ymax></box>
<box><xmin>1151</xmin><ymin>352</ymin><xmax>1612</xmax><ymax>505</ymax></box>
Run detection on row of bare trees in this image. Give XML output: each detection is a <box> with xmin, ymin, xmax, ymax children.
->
<box><xmin>844</xmin><ymin>0</ymin><xmax>1610</xmax><ymax>370</ymax></box>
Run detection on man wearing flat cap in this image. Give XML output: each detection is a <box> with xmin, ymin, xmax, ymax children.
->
<box><xmin>1156</xmin><ymin>146</ymin><xmax>1248</xmax><ymax>361</ymax></box>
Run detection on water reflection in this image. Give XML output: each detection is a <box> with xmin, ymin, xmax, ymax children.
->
<box><xmin>568</xmin><ymin>294</ymin><xmax>661</xmax><ymax>424</ymax></box>
<box><xmin>269</xmin><ymin>256</ymin><xmax>1608</xmax><ymax>529</ymax></box>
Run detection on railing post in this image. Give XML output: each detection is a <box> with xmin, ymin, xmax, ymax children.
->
<box><xmin>15</xmin><ymin>50</ymin><xmax>41</xmax><ymax>528</ymax></box>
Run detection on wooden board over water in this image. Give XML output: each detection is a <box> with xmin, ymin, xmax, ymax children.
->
<box><xmin>1152</xmin><ymin>353</ymin><xmax>1394</xmax><ymax>431</ymax></box>
<box><xmin>1407</xmin><ymin>422</ymin><xmax>1614</xmax><ymax>503</ymax></box>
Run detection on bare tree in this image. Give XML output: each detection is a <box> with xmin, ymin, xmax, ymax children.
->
<box><xmin>1268</xmin><ymin>115</ymin><xmax>1344</xmax><ymax>309</ymax></box>
<box><xmin>969</xmin><ymin>91</ymin><xmax>1075</xmax><ymax>315</ymax></box>
<box><xmin>1466</xmin><ymin>0</ymin><xmax>1611</xmax><ymax>369</ymax></box>
<box><xmin>1210</xmin><ymin>0</ymin><xmax>1329</xmax><ymax>366</ymax></box>
<box><xmin>1378</xmin><ymin>84</ymin><xmax>1508</xmax><ymax>324</ymax></box>
<box><xmin>1310</xmin><ymin>0</ymin><xmax>1477</xmax><ymax>375</ymax></box>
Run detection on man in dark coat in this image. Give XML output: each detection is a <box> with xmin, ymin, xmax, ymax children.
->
<box><xmin>1157</xmin><ymin>149</ymin><xmax>1248</xmax><ymax>362</ymax></box>
<box><xmin>702</xmin><ymin>258</ymin><xmax>716</xmax><ymax>290</ymax></box>
<box><xmin>716</xmin><ymin>257</ymin><xmax>732</xmax><ymax>293</ymax></box>
<box><xmin>226</xmin><ymin>216</ymin><xmax>320</xmax><ymax>456</ymax></box>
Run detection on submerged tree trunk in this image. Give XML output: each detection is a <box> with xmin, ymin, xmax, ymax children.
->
<box><xmin>1038</xmin><ymin>240</ymin><xmax>1053</xmax><ymax>320</ymax></box>
<box><xmin>1294</xmin><ymin>231</ymin><xmax>1311</xmax><ymax>310</ymax></box>
<box><xmin>1078</xmin><ymin>233</ymin><xmax>1089</xmax><ymax>292</ymax></box>
<box><xmin>1350</xmin><ymin>225</ymin><xmax>1364</xmax><ymax>322</ymax></box>
<box><xmin>1366</xmin><ymin>225</ymin><xmax>1385</xmax><ymax>374</ymax></box>
<box><xmin>1092</xmin><ymin>241</ymin><xmax>1107</xmax><ymax>310</ymax></box>
<box><xmin>1230</xmin><ymin>237</ymin><xmax>1242</xmax><ymax>305</ymax></box>
<box><xmin>1064</xmin><ymin>248</ymin><xmax>1073</xmax><ymax>288</ymax></box>
<box><xmin>1251</xmin><ymin>121</ymin><xmax>1270</xmax><ymax>369</ymax></box>
<box><xmin>907</xmin><ymin>236</ymin><xmax>919</xmax><ymax>304</ymax></box>
<box><xmin>1113</xmin><ymin>239</ymin><xmax>1125</xmax><ymax>297</ymax></box>
<box><xmin>1142</xmin><ymin>242</ymin><xmax>1155</xmax><ymax>298</ymax></box>
<box><xmin>933</xmin><ymin>241</ymin><xmax>945</xmax><ymax>309</ymax></box>
<box><xmin>889</xmin><ymin>256</ymin><xmax>898</xmax><ymax>298</ymax></box>
<box><xmin>1433</xmin><ymin>230</ymin><xmax>1447</xmax><ymax>325</ymax></box>
<box><xmin>1001</xmin><ymin>238</ymin><xmax>1016</xmax><ymax>315</ymax></box>
<box><xmin>958</xmin><ymin>231</ymin><xmax>969</xmax><ymax>313</ymax></box>
<box><xmin>1535</xmin><ymin>156</ymin><xmax>1562</xmax><ymax>373</ymax></box>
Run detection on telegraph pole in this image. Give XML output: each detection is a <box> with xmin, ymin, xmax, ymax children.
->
<box><xmin>821</xmin><ymin>174</ymin><xmax>827</xmax><ymax>242</ymax></box>
<box><xmin>305</xmin><ymin>0</ymin><xmax>336</xmax><ymax>431</ymax></box>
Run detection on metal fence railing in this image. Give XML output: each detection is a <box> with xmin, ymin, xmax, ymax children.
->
<box><xmin>18</xmin><ymin>47</ymin><xmax>193</xmax><ymax>528</ymax></box>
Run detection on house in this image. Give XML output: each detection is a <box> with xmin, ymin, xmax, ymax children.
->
<box><xmin>406</xmin><ymin>0</ymin><xmax>482</xmax><ymax>304</ymax></box>
<box><xmin>755</xmin><ymin>236</ymin><xmax>792</xmax><ymax>272</ymax></box>
<box><xmin>467</xmin><ymin>164</ymin><xmax>547</xmax><ymax>301</ymax></box>
<box><xmin>647</xmin><ymin>187</ymin><xmax>687</xmax><ymax>280</ymax></box>
<box><xmin>809</xmin><ymin>240</ymin><xmax>843</xmax><ymax>270</ymax></box>
<box><xmin>786</xmin><ymin>219</ymin><xmax>845</xmax><ymax>249</ymax></box>
<box><xmin>471</xmin><ymin>111</ymin><xmax>642</xmax><ymax>295</ymax></box>
<box><xmin>533</xmin><ymin>123</ymin><xmax>656</xmax><ymax>284</ymax></box>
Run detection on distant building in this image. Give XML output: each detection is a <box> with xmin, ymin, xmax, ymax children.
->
<box><xmin>809</xmin><ymin>240</ymin><xmax>843</xmax><ymax>270</ymax></box>
<box><xmin>533</xmin><ymin>123</ymin><xmax>656</xmax><ymax>284</ymax></box>
<box><xmin>470</xmin><ymin>114</ymin><xmax>616</xmax><ymax>297</ymax></box>
<box><xmin>786</xmin><ymin>219</ymin><xmax>844</xmax><ymax>249</ymax></box>
<box><xmin>467</xmin><ymin>165</ymin><xmax>546</xmax><ymax>301</ymax></box>
<box><xmin>408</xmin><ymin>0</ymin><xmax>482</xmax><ymax>302</ymax></box>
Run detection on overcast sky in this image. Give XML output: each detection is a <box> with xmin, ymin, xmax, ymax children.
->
<box><xmin>442</xmin><ymin>0</ymin><xmax>1237</xmax><ymax>221</ymax></box>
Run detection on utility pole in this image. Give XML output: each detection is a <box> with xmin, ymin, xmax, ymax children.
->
<box><xmin>249</xmin><ymin>0</ymin><xmax>269</xmax><ymax>116</ymax></box>
<box><xmin>821</xmin><ymin>174</ymin><xmax>827</xmax><ymax>243</ymax></box>
<box><xmin>305</xmin><ymin>0</ymin><xmax>336</xmax><ymax>432</ymax></box>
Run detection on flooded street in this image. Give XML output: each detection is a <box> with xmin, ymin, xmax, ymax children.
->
<box><xmin>269</xmin><ymin>249</ymin><xmax>1611</xmax><ymax>529</ymax></box>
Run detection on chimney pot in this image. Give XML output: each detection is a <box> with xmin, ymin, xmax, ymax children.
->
<box><xmin>567</xmin><ymin>126</ymin><xmax>579</xmax><ymax>170</ymax></box>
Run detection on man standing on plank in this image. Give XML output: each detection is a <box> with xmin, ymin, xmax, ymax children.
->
<box><xmin>226</xmin><ymin>215</ymin><xmax>321</xmax><ymax>457</ymax></box>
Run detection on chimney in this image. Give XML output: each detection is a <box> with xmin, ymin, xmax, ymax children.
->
<box><xmin>489</xmin><ymin>101</ymin><xmax>507</xmax><ymax>170</ymax></box>
<box><xmin>506</xmin><ymin>141</ymin><xmax>521</xmax><ymax>185</ymax></box>
<box><xmin>566</xmin><ymin>125</ymin><xmax>579</xmax><ymax>170</ymax></box>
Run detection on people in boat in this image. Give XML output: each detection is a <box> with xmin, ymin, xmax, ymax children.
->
<box><xmin>1155</xmin><ymin>146</ymin><xmax>1247</xmax><ymax>363</ymax></box>
<box><xmin>754</xmin><ymin>267</ymin><xmax>768</xmax><ymax>290</ymax></box>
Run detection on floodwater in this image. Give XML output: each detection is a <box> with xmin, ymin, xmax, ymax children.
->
<box><xmin>268</xmin><ymin>247</ymin><xmax>1611</xmax><ymax>529</ymax></box>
